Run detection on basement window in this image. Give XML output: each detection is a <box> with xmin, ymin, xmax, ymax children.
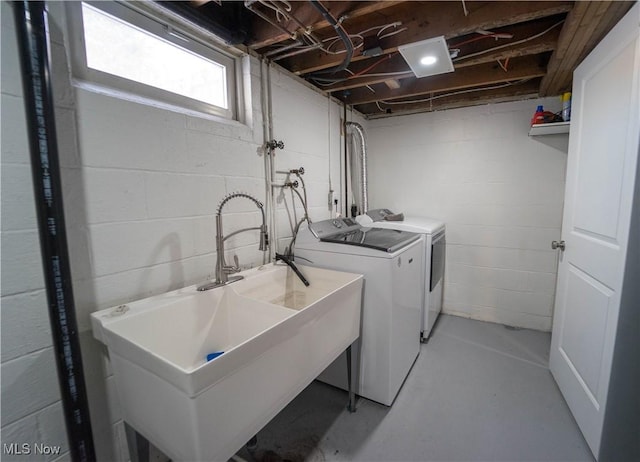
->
<box><xmin>68</xmin><ymin>2</ymin><xmax>238</xmax><ymax>120</ymax></box>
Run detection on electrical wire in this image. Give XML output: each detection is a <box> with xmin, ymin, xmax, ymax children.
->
<box><xmin>311</xmin><ymin>55</ymin><xmax>397</xmax><ymax>83</ymax></box>
<box><xmin>264</xmin><ymin>14</ymin><xmax>406</xmax><ymax>65</ymax></box>
<box><xmin>377</xmin><ymin>78</ymin><xmax>533</xmax><ymax>108</ymax></box>
<box><xmin>497</xmin><ymin>57</ymin><xmax>510</xmax><ymax>72</ymax></box>
<box><xmin>350</xmin><ymin>70</ymin><xmax>413</xmax><ymax>79</ymax></box>
<box><xmin>376</xmin><ymin>22</ymin><xmax>402</xmax><ymax>37</ymax></box>
<box><xmin>259</xmin><ymin>0</ymin><xmax>292</xmax><ymax>22</ymax></box>
<box><xmin>453</xmin><ymin>20</ymin><xmax>564</xmax><ymax>62</ymax></box>
<box><xmin>322</xmin><ymin>24</ymin><xmax>407</xmax><ymax>54</ymax></box>
<box><xmin>461</xmin><ymin>0</ymin><xmax>469</xmax><ymax>17</ymax></box>
<box><xmin>350</xmin><ymin>54</ymin><xmax>394</xmax><ymax>77</ymax></box>
<box><xmin>312</xmin><ymin>69</ymin><xmax>412</xmax><ymax>86</ymax></box>
<box><xmin>344</xmin><ymin>69</ymin><xmax>376</xmax><ymax>93</ymax></box>
<box><xmin>245</xmin><ymin>1</ymin><xmax>296</xmax><ymax>41</ymax></box>
<box><xmin>254</xmin><ymin>0</ymin><xmax>329</xmax><ymax>61</ymax></box>
<box><xmin>323</xmin><ymin>35</ymin><xmax>364</xmax><ymax>54</ymax></box>
<box><xmin>301</xmin><ymin>20</ymin><xmax>407</xmax><ymax>57</ymax></box>
<box><xmin>378</xmin><ymin>27</ymin><xmax>408</xmax><ymax>40</ymax></box>
<box><xmin>355</xmin><ymin>21</ymin><xmax>402</xmax><ymax>37</ymax></box>
<box><xmin>449</xmin><ymin>32</ymin><xmax>511</xmax><ymax>48</ymax></box>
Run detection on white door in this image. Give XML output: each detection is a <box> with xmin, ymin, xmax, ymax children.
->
<box><xmin>549</xmin><ymin>4</ymin><xmax>639</xmax><ymax>459</ymax></box>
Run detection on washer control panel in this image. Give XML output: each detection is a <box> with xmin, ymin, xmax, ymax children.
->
<box><xmin>309</xmin><ymin>217</ymin><xmax>360</xmax><ymax>238</ymax></box>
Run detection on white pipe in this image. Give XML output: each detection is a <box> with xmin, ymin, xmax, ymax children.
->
<box><xmin>266</xmin><ymin>61</ymin><xmax>277</xmax><ymax>260</ymax></box>
<box><xmin>260</xmin><ymin>59</ymin><xmax>276</xmax><ymax>263</ymax></box>
<box><xmin>345</xmin><ymin>121</ymin><xmax>368</xmax><ymax>213</ymax></box>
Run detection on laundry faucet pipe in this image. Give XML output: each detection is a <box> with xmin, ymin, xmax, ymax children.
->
<box><xmin>293</xmin><ymin>171</ymin><xmax>310</xmax><ymax>221</ymax></box>
<box><xmin>345</xmin><ymin>121</ymin><xmax>369</xmax><ymax>213</ymax></box>
<box><xmin>275</xmin><ymin>253</ymin><xmax>310</xmax><ymax>286</ymax></box>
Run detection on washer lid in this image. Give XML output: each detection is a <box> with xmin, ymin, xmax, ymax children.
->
<box><xmin>320</xmin><ymin>228</ymin><xmax>421</xmax><ymax>253</ymax></box>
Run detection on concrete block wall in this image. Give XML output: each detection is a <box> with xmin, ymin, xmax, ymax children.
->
<box><xmin>366</xmin><ymin>99</ymin><xmax>569</xmax><ymax>331</ymax></box>
<box><xmin>1</xmin><ymin>3</ymin><xmax>344</xmax><ymax>460</ymax></box>
<box><xmin>269</xmin><ymin>69</ymin><xmax>344</xmax><ymax>253</ymax></box>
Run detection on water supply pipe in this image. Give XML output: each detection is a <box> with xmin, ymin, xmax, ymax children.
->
<box><xmin>261</xmin><ymin>59</ymin><xmax>277</xmax><ymax>261</ymax></box>
<box><xmin>345</xmin><ymin>121</ymin><xmax>369</xmax><ymax>213</ymax></box>
<box><xmin>12</xmin><ymin>2</ymin><xmax>96</xmax><ymax>459</ymax></box>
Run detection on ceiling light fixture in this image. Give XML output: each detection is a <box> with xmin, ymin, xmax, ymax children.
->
<box><xmin>420</xmin><ymin>56</ymin><xmax>437</xmax><ymax>66</ymax></box>
<box><xmin>399</xmin><ymin>36</ymin><xmax>454</xmax><ymax>78</ymax></box>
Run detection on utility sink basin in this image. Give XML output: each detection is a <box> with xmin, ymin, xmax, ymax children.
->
<box><xmin>91</xmin><ymin>263</ymin><xmax>363</xmax><ymax>462</ymax></box>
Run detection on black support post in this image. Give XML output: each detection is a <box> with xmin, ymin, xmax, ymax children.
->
<box><xmin>343</xmin><ymin>103</ymin><xmax>348</xmax><ymax>217</ymax></box>
<box><xmin>12</xmin><ymin>2</ymin><xmax>96</xmax><ymax>460</ymax></box>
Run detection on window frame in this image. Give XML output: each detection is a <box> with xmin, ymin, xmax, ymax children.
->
<box><xmin>66</xmin><ymin>1</ymin><xmax>240</xmax><ymax>120</ymax></box>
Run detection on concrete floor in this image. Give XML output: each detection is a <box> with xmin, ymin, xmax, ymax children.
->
<box><xmin>236</xmin><ymin>314</ymin><xmax>594</xmax><ymax>462</ymax></box>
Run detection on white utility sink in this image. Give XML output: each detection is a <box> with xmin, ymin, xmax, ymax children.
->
<box><xmin>91</xmin><ymin>263</ymin><xmax>363</xmax><ymax>461</ymax></box>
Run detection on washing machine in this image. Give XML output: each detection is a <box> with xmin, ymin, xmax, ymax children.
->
<box><xmin>358</xmin><ymin>209</ymin><xmax>446</xmax><ymax>341</ymax></box>
<box><xmin>294</xmin><ymin>217</ymin><xmax>423</xmax><ymax>406</ymax></box>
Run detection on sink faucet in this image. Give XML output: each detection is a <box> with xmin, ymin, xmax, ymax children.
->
<box><xmin>198</xmin><ymin>192</ymin><xmax>269</xmax><ymax>291</ymax></box>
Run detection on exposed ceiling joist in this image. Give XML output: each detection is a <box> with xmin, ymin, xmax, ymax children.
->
<box><xmin>249</xmin><ymin>1</ymin><xmax>407</xmax><ymax>49</ymax></box>
<box><xmin>322</xmin><ymin>19</ymin><xmax>562</xmax><ymax>94</ymax></box>
<box><xmin>362</xmin><ymin>79</ymin><xmax>542</xmax><ymax>118</ymax></box>
<box><xmin>184</xmin><ymin>1</ymin><xmax>633</xmax><ymax>118</ymax></box>
<box><xmin>344</xmin><ymin>55</ymin><xmax>546</xmax><ymax>106</ymax></box>
<box><xmin>540</xmin><ymin>0</ymin><xmax>634</xmax><ymax>96</ymax></box>
<box><xmin>281</xmin><ymin>1</ymin><xmax>573</xmax><ymax>75</ymax></box>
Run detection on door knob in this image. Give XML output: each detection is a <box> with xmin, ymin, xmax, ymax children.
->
<box><xmin>551</xmin><ymin>240</ymin><xmax>566</xmax><ymax>251</ymax></box>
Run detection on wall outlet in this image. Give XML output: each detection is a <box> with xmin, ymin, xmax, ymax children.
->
<box><xmin>328</xmin><ymin>189</ymin><xmax>338</xmax><ymax>211</ymax></box>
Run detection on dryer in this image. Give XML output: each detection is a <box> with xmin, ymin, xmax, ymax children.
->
<box><xmin>294</xmin><ymin>217</ymin><xmax>423</xmax><ymax>406</ymax></box>
<box><xmin>358</xmin><ymin>209</ymin><xmax>446</xmax><ymax>341</ymax></box>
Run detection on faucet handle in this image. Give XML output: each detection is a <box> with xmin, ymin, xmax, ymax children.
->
<box><xmin>223</xmin><ymin>255</ymin><xmax>241</xmax><ymax>274</ymax></box>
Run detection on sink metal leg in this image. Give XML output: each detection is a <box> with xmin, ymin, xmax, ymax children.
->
<box><xmin>125</xmin><ymin>422</ymin><xmax>150</xmax><ymax>462</ymax></box>
<box><xmin>346</xmin><ymin>344</ymin><xmax>356</xmax><ymax>413</ymax></box>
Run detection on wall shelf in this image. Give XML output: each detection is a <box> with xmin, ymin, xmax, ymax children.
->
<box><xmin>529</xmin><ymin>121</ymin><xmax>570</xmax><ymax>136</ymax></box>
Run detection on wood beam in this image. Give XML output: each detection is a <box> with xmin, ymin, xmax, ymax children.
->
<box><xmin>540</xmin><ymin>1</ymin><xmax>608</xmax><ymax>95</ymax></box>
<box><xmin>539</xmin><ymin>1</ymin><xmax>632</xmax><ymax>96</ymax></box>
<box><xmin>282</xmin><ymin>1</ymin><xmax>572</xmax><ymax>75</ymax></box>
<box><xmin>453</xmin><ymin>22</ymin><xmax>561</xmax><ymax>69</ymax></box>
<box><xmin>248</xmin><ymin>1</ymin><xmax>406</xmax><ymax>49</ymax></box>
<box><xmin>358</xmin><ymin>79</ymin><xmax>541</xmax><ymax>117</ymax></box>
<box><xmin>342</xmin><ymin>55</ymin><xmax>546</xmax><ymax>106</ymax></box>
